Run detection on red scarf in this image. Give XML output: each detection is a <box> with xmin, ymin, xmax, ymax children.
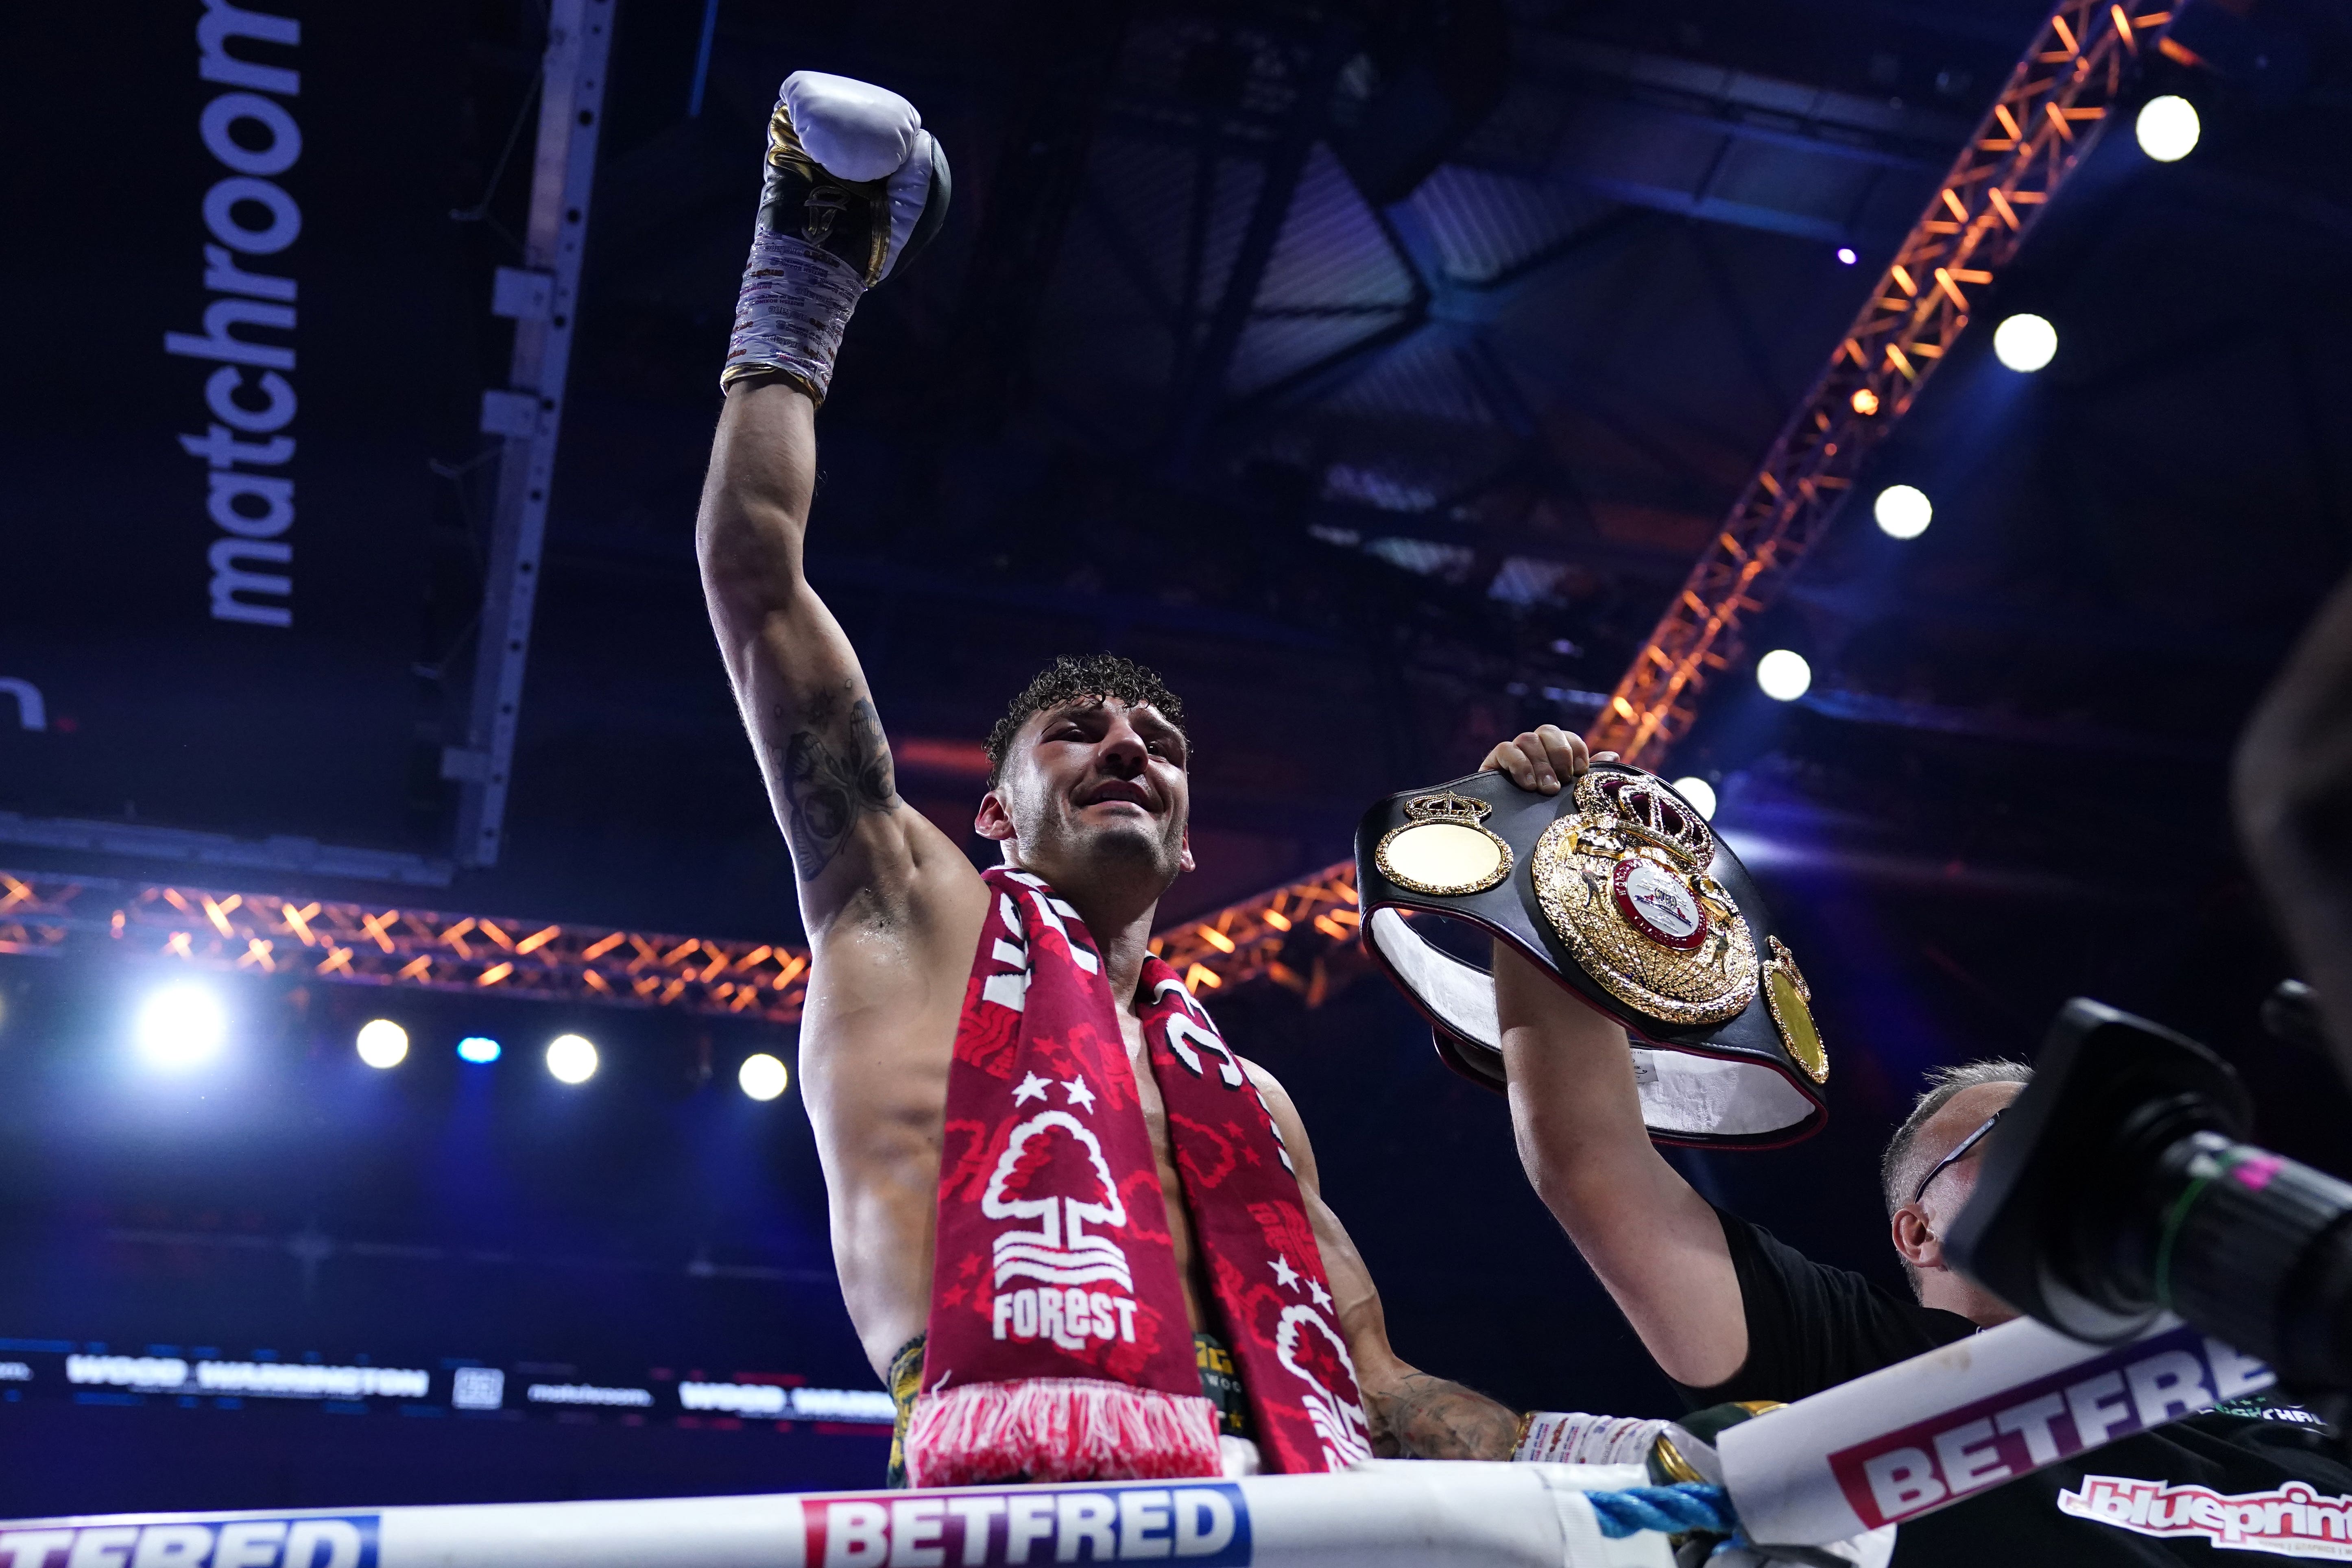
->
<box><xmin>905</xmin><ymin>867</ymin><xmax>1372</xmax><ymax>1487</ymax></box>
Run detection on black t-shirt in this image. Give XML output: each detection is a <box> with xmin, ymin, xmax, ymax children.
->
<box><xmin>1674</xmin><ymin>1206</ymin><xmax>2352</xmax><ymax>1566</ymax></box>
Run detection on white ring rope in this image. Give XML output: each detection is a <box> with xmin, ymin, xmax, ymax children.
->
<box><xmin>0</xmin><ymin>1463</ymin><xmax>1676</xmax><ymax>1568</ymax></box>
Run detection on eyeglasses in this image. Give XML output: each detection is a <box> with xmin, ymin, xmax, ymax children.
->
<box><xmin>1910</xmin><ymin>1108</ymin><xmax>2005</xmax><ymax>1206</ymax></box>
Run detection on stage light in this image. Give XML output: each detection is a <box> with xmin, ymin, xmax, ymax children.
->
<box><xmin>1992</xmin><ymin>313</ymin><xmax>2057</xmax><ymax>372</ymax></box>
<box><xmin>1874</xmin><ymin>484</ymin><xmax>1933</xmax><ymax>540</ymax></box>
<box><xmin>355</xmin><ymin>1019</ymin><xmax>409</xmax><ymax>1069</ymax></box>
<box><xmin>135</xmin><ymin>984</ymin><xmax>228</xmax><ymax>1069</ymax></box>
<box><xmin>739</xmin><ymin>1053</ymin><xmax>790</xmax><ymax>1101</ymax></box>
<box><xmin>1850</xmin><ymin>388</ymin><xmax>1881</xmax><ymax>416</ymax></box>
<box><xmin>1756</xmin><ymin>649</ymin><xmax>1812</xmax><ymax>703</ymax></box>
<box><xmin>546</xmin><ymin>1033</ymin><xmax>598</xmax><ymax>1084</ymax></box>
<box><xmin>2136</xmin><ymin>95</ymin><xmax>2199</xmax><ymax>161</ymax></box>
<box><xmin>456</xmin><ymin>1036</ymin><xmax>502</xmax><ymax>1064</ymax></box>
<box><xmin>1836</xmin><ymin>247</ymin><xmax>1857</xmax><ymax>265</ymax></box>
<box><xmin>1670</xmin><ymin>777</ymin><xmax>1717</xmax><ymax>821</ymax></box>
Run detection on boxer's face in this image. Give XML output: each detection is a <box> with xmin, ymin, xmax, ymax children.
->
<box><xmin>984</xmin><ymin>696</ymin><xmax>1193</xmax><ymax>893</ymax></box>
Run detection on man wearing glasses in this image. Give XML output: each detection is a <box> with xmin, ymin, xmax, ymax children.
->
<box><xmin>1484</xmin><ymin>725</ymin><xmax>2350</xmax><ymax>1566</ymax></box>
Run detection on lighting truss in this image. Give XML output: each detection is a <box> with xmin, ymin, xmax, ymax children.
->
<box><xmin>1148</xmin><ymin>865</ymin><xmax>1364</xmax><ymax>1003</ymax></box>
<box><xmin>1583</xmin><ymin>0</ymin><xmax>2173</xmax><ymax>765</ymax></box>
<box><xmin>0</xmin><ymin>872</ymin><xmax>808</xmax><ymax>1023</ymax></box>
<box><xmin>0</xmin><ymin>873</ymin><xmax>69</xmax><ymax>959</ymax></box>
<box><xmin>0</xmin><ymin>868</ymin><xmax>1366</xmax><ymax>1022</ymax></box>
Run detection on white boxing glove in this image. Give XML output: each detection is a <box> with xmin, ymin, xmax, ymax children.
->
<box><xmin>722</xmin><ymin>72</ymin><xmax>953</xmax><ymax>402</ymax></box>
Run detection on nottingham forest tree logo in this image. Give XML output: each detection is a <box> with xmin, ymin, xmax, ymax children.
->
<box><xmin>1275</xmin><ymin>1305</ymin><xmax>1372</xmax><ymax>1468</ymax></box>
<box><xmin>983</xmin><ymin>1110</ymin><xmax>1135</xmax><ymax>1294</ymax></box>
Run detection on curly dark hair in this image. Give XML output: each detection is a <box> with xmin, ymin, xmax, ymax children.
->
<box><xmin>983</xmin><ymin>654</ymin><xmax>1189</xmax><ymax>788</ymax></box>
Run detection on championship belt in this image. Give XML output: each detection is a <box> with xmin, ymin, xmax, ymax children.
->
<box><xmin>1355</xmin><ymin>763</ymin><xmax>1828</xmax><ymax>1147</ymax></box>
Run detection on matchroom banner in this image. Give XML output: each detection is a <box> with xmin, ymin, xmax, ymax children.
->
<box><xmin>0</xmin><ymin>0</ymin><xmax>471</xmax><ymax>852</ymax></box>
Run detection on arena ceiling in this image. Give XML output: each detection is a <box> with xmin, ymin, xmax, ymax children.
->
<box><xmin>467</xmin><ymin>0</ymin><xmax>2348</xmax><ymax>962</ymax></box>
<box><xmin>484</xmin><ymin>0</ymin><xmax>2042</xmax><ymax>926</ymax></box>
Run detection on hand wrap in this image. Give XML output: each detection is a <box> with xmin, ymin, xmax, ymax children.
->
<box><xmin>723</xmin><ymin>230</ymin><xmax>863</xmax><ymax>404</ymax></box>
<box><xmin>718</xmin><ymin>71</ymin><xmax>948</xmax><ymax>405</ymax></box>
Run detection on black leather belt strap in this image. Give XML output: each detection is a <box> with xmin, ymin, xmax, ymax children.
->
<box><xmin>1353</xmin><ymin>763</ymin><xmax>1827</xmax><ymax>1148</ymax></box>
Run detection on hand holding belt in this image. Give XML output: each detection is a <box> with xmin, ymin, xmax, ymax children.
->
<box><xmin>1355</xmin><ymin>763</ymin><xmax>1828</xmax><ymax>1147</ymax></box>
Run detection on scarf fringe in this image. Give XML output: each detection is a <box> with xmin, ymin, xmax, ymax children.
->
<box><xmin>904</xmin><ymin>1378</ymin><xmax>1223</xmax><ymax>1488</ymax></box>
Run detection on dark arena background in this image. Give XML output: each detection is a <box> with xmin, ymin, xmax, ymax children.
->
<box><xmin>2</xmin><ymin>0</ymin><xmax>2350</xmax><ymax>1520</ymax></box>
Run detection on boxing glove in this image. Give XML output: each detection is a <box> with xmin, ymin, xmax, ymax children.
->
<box><xmin>722</xmin><ymin>72</ymin><xmax>953</xmax><ymax>402</ymax></box>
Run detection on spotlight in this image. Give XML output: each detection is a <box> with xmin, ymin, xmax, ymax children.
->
<box><xmin>739</xmin><ymin>1053</ymin><xmax>790</xmax><ymax>1102</ymax></box>
<box><xmin>1836</xmin><ymin>247</ymin><xmax>1857</xmax><ymax>265</ymax></box>
<box><xmin>1874</xmin><ymin>483</ymin><xmax>1933</xmax><ymax>540</ymax></box>
<box><xmin>1669</xmin><ymin>777</ymin><xmax>1717</xmax><ymax>821</ymax></box>
<box><xmin>2135</xmin><ymin>94</ymin><xmax>2199</xmax><ymax>162</ymax></box>
<box><xmin>546</xmin><ymin>1034</ymin><xmax>598</xmax><ymax>1084</ymax></box>
<box><xmin>135</xmin><ymin>984</ymin><xmax>228</xmax><ymax>1070</ymax></box>
<box><xmin>1992</xmin><ymin>312</ymin><xmax>2057</xmax><ymax>373</ymax></box>
<box><xmin>456</xmin><ymin>1036</ymin><xmax>502</xmax><ymax>1064</ymax></box>
<box><xmin>356</xmin><ymin>1019</ymin><xmax>409</xmax><ymax>1069</ymax></box>
<box><xmin>1756</xmin><ymin>649</ymin><xmax>1812</xmax><ymax>703</ymax></box>
<box><xmin>1850</xmin><ymin>387</ymin><xmax>1881</xmax><ymax>416</ymax></box>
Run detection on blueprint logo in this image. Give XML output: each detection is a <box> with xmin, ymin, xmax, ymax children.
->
<box><xmin>2060</xmin><ymin>1474</ymin><xmax>2352</xmax><ymax>1559</ymax></box>
<box><xmin>0</xmin><ymin>1516</ymin><xmax>376</xmax><ymax>1568</ymax></box>
<box><xmin>803</xmin><ymin>1483</ymin><xmax>1250</xmax><ymax>1566</ymax></box>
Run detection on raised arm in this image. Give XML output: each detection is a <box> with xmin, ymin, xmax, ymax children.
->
<box><xmin>697</xmin><ymin>381</ymin><xmax>931</xmax><ymax>927</ymax></box>
<box><xmin>1246</xmin><ymin>1062</ymin><xmax>1520</xmax><ymax>1460</ymax></box>
<box><xmin>1481</xmin><ymin>727</ymin><xmax>1747</xmax><ymax>1389</ymax></box>
<box><xmin>695</xmin><ymin>73</ymin><xmax>960</xmax><ymax>934</ymax></box>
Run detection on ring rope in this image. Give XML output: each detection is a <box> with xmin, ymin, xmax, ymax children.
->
<box><xmin>1584</xmin><ymin>1482</ymin><xmax>1738</xmax><ymax>1538</ymax></box>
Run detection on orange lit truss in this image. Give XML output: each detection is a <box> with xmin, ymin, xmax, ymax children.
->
<box><xmin>0</xmin><ymin>872</ymin><xmax>812</xmax><ymax>1023</ymax></box>
<box><xmin>0</xmin><ymin>9</ymin><xmax>2172</xmax><ymax>1024</ymax></box>
<box><xmin>0</xmin><ymin>868</ymin><xmax>1368</xmax><ymax>1026</ymax></box>
<box><xmin>1586</xmin><ymin>0</ymin><xmax>2173</xmax><ymax>764</ymax></box>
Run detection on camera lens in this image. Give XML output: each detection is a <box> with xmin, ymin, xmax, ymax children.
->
<box><xmin>2156</xmin><ymin>1132</ymin><xmax>2352</xmax><ymax>1390</ymax></box>
<box><xmin>1949</xmin><ymin>999</ymin><xmax>2352</xmax><ymax>1392</ymax></box>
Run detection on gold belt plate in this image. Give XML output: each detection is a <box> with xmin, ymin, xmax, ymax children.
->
<box><xmin>1377</xmin><ymin>789</ymin><xmax>1513</xmax><ymax>897</ymax></box>
<box><xmin>1528</xmin><ymin>773</ymin><xmax>1757</xmax><ymax>1026</ymax></box>
<box><xmin>1762</xmin><ymin>935</ymin><xmax>1829</xmax><ymax>1082</ymax></box>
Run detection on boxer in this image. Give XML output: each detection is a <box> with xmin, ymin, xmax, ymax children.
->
<box><xmin>695</xmin><ymin>72</ymin><xmax>1515</xmax><ymax>1488</ymax></box>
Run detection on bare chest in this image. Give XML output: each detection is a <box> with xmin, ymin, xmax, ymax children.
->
<box><xmin>1121</xmin><ymin>1014</ymin><xmax>1199</xmax><ymax>1280</ymax></box>
<box><xmin>1120</xmin><ymin>1014</ymin><xmax>1180</xmax><ymax>1175</ymax></box>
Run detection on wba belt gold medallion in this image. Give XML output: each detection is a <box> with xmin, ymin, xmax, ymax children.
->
<box><xmin>1354</xmin><ymin>762</ymin><xmax>1829</xmax><ymax>1148</ymax></box>
<box><xmin>1531</xmin><ymin>770</ymin><xmax>1756</xmax><ymax>1028</ymax></box>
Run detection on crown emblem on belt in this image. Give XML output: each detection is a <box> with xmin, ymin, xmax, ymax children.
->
<box><xmin>1405</xmin><ymin>790</ymin><xmax>1489</xmax><ymax>824</ymax></box>
<box><xmin>1584</xmin><ymin>772</ymin><xmax>1715</xmax><ymax>869</ymax></box>
<box><xmin>1530</xmin><ymin>767</ymin><xmax>1756</xmax><ymax>1027</ymax></box>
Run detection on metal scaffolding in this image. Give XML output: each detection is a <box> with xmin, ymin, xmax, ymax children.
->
<box><xmin>1584</xmin><ymin>0</ymin><xmax>2171</xmax><ymax>764</ymax></box>
<box><xmin>0</xmin><ymin>868</ymin><xmax>1364</xmax><ymax>1025</ymax></box>
<box><xmin>0</xmin><ymin>872</ymin><xmax>808</xmax><ymax>1023</ymax></box>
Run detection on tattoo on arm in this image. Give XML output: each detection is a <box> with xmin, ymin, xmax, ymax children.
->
<box><xmin>1367</xmin><ymin>1372</ymin><xmax>1521</xmax><ymax>1461</ymax></box>
<box><xmin>776</xmin><ymin>695</ymin><xmax>899</xmax><ymax>880</ymax></box>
